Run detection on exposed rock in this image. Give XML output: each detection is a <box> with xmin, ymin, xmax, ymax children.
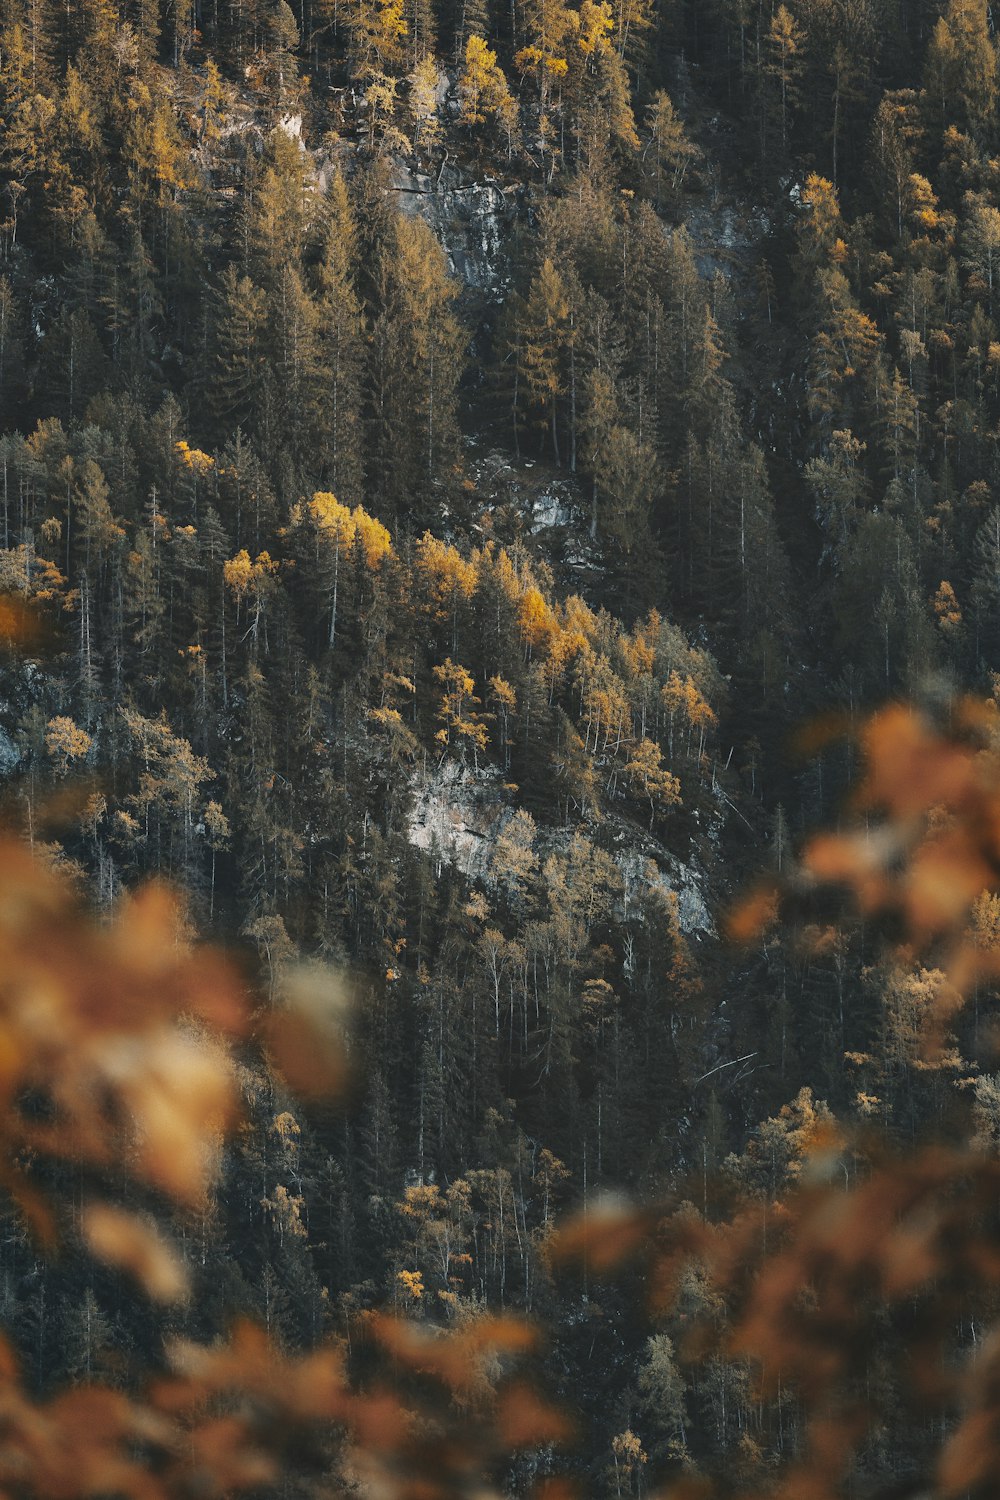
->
<box><xmin>614</xmin><ymin>839</ymin><xmax>714</xmax><ymax>938</ymax></box>
<box><xmin>406</xmin><ymin>757</ymin><xmax>716</xmax><ymax>937</ymax></box>
<box><xmin>684</xmin><ymin>198</ymin><xmax>772</xmax><ymax>282</ymax></box>
<box><xmin>276</xmin><ymin>112</ymin><xmax>305</xmax><ymax>145</ymax></box>
<box><xmin>387</xmin><ymin>159</ymin><xmax>519</xmax><ymax>300</ymax></box>
<box><xmin>407</xmin><ymin>758</ymin><xmax>509</xmax><ymax>878</ymax></box>
<box><xmin>529</xmin><ymin>481</ymin><xmax>580</xmax><ymax>533</ymax></box>
<box><xmin>468</xmin><ymin>450</ymin><xmax>584</xmax><ymax>533</ymax></box>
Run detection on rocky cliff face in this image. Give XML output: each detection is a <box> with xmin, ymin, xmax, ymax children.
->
<box><xmin>407</xmin><ymin>757</ymin><xmax>717</xmax><ymax>938</ymax></box>
<box><xmin>388</xmin><ymin>147</ymin><xmax>730</xmax><ymax>948</ymax></box>
<box><xmin>389</xmin><ymin>160</ymin><xmax>520</xmax><ymax>302</ymax></box>
<box><xmin>279</xmin><ymin>92</ymin><xmax>735</xmax><ymax>974</ymax></box>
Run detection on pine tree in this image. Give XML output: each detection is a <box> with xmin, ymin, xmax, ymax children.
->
<box><xmin>39</xmin><ymin>309</ymin><xmax>109</xmax><ymax>423</ymax></box>
<box><xmin>964</xmin><ymin>198</ymin><xmax>1000</xmax><ymax>315</ymax></box>
<box><xmin>313</xmin><ymin>175</ymin><xmax>365</xmax><ymax>505</ymax></box>
<box><xmin>925</xmin><ymin>0</ymin><xmax>996</xmax><ymax>133</ymax></box>
<box><xmin>405</xmin><ymin>0</ymin><xmax>436</xmax><ymax>63</ymax></box>
<box><xmin>0</xmin><ymin>277</ymin><xmax>25</xmax><ymax>428</ymax></box>
<box><xmin>972</xmin><ymin>504</ymin><xmax>1000</xmax><ymax>665</ymax></box>
<box><xmin>17</xmin><ymin>0</ymin><xmax>54</xmax><ymax>92</ymax></box>
<box><xmin>370</xmin><ymin>214</ymin><xmax>465</xmax><ymax>517</ymax></box>
<box><xmin>247</xmin><ymin>129</ymin><xmax>313</xmax><ymax>277</ymax></box>
<box><xmin>451</xmin><ymin>0</ymin><xmax>488</xmax><ymax>64</ymax></box>
<box><xmin>264</xmin><ymin>0</ymin><xmax>301</xmax><ymax>103</ymax></box>
<box><xmin>209</xmin><ymin>265</ymin><xmax>269</xmax><ymax>437</ymax></box>
<box><xmin>516</xmin><ymin>258</ymin><xmax>571</xmax><ymax>463</ymax></box>
<box><xmin>765</xmin><ymin>5</ymin><xmax>805</xmax><ymax>152</ymax></box>
<box><xmin>645</xmin><ymin>90</ymin><xmax>698</xmax><ymax>209</ymax></box>
<box><xmin>610</xmin><ymin>0</ymin><xmax>652</xmax><ymax>72</ymax></box>
<box><xmin>515</xmin><ymin>0</ymin><xmax>573</xmax><ymax>110</ymax></box>
<box><xmin>262</xmin><ymin>262</ymin><xmax>321</xmax><ymax>482</ymax></box>
<box><xmin>344</xmin><ymin>0</ymin><xmax>408</xmax><ymax>81</ymax></box>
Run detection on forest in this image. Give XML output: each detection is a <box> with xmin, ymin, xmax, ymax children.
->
<box><xmin>6</xmin><ymin>0</ymin><xmax>1000</xmax><ymax>1494</ymax></box>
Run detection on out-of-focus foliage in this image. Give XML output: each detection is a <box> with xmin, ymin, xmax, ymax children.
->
<box><xmin>546</xmin><ymin>701</ymin><xmax>1000</xmax><ymax>1500</ymax></box>
<box><xmin>13</xmin><ymin>0</ymin><xmax>1000</xmax><ymax>1488</ymax></box>
<box><xmin>10</xmin><ymin>682</ymin><xmax>1000</xmax><ymax>1498</ymax></box>
<box><xmin>0</xmin><ymin>707</ymin><xmax>563</xmax><ymax>1496</ymax></box>
<box><xmin>0</xmin><ymin>838</ymin><xmax>243</xmax><ymax>1243</ymax></box>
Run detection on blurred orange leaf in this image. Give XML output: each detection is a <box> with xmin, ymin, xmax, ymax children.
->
<box><xmin>551</xmin><ymin>1197</ymin><xmax>654</xmax><ymax>1273</ymax></box>
<box><xmin>726</xmin><ymin>882</ymin><xmax>780</xmax><ymax>944</ymax></box>
<box><xmin>81</xmin><ymin>1205</ymin><xmax>189</xmax><ymax>1304</ymax></box>
<box><xmin>496</xmin><ymin>1383</ymin><xmax>572</xmax><ymax>1448</ymax></box>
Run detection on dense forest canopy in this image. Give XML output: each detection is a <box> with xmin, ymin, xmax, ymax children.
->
<box><xmin>7</xmin><ymin>0</ymin><xmax>1000</xmax><ymax>1494</ymax></box>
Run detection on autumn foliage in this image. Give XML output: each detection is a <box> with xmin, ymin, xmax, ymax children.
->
<box><xmin>2</xmin><ymin>694</ymin><xmax>1000</xmax><ymax>1497</ymax></box>
<box><xmin>0</xmin><ymin>826</ymin><xmax>571</xmax><ymax>1498</ymax></box>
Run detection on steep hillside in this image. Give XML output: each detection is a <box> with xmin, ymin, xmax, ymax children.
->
<box><xmin>4</xmin><ymin>0</ymin><xmax>1000</xmax><ymax>1490</ymax></box>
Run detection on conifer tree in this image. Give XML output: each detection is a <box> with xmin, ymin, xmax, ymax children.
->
<box><xmin>925</xmin><ymin>0</ymin><xmax>996</xmax><ymax>133</ymax></box>
<box><xmin>345</xmin><ymin>0</ymin><xmax>408</xmax><ymax>81</ymax></box>
<box><xmin>515</xmin><ymin>0</ymin><xmax>573</xmax><ymax>110</ymax></box>
<box><xmin>645</xmin><ymin>90</ymin><xmax>697</xmax><ymax>209</ymax></box>
<box><xmin>765</xmin><ymin>4</ymin><xmax>805</xmax><ymax>152</ymax></box>
<box><xmin>516</xmin><ymin>258</ymin><xmax>571</xmax><ymax>463</ymax></box>
<box><xmin>370</xmin><ymin>214</ymin><xmax>465</xmax><ymax>516</ymax></box>
<box><xmin>451</xmin><ymin>0</ymin><xmax>488</xmax><ymax>64</ymax></box>
<box><xmin>263</xmin><ymin>262</ymin><xmax>321</xmax><ymax>482</ymax></box>
<box><xmin>210</xmin><ymin>266</ymin><xmax>269</xmax><ymax>437</ymax></box>
<box><xmin>313</xmin><ymin>176</ymin><xmax>365</xmax><ymax>505</ymax></box>
<box><xmin>0</xmin><ymin>277</ymin><xmax>25</xmax><ymax>428</ymax></box>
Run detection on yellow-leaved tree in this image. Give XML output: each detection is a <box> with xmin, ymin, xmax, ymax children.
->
<box><xmin>299</xmin><ymin>491</ymin><xmax>392</xmax><ymax>645</ymax></box>
<box><xmin>458</xmin><ymin>34</ymin><xmax>516</xmax><ymax>147</ymax></box>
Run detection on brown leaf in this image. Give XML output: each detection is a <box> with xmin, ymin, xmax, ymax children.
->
<box><xmin>81</xmin><ymin>1204</ymin><xmax>189</xmax><ymax>1303</ymax></box>
<box><xmin>725</xmin><ymin>883</ymin><xmax>780</xmax><ymax>944</ymax></box>
<box><xmin>790</xmin><ymin>710</ymin><xmax>852</xmax><ymax>758</ymax></box>
<box><xmin>0</xmin><ymin>595</ymin><xmax>47</xmax><ymax>653</ymax></box>
<box><xmin>263</xmin><ymin>962</ymin><xmax>351</xmax><ymax>1099</ymax></box>
<box><xmin>371</xmin><ymin>1314</ymin><xmax>536</xmax><ymax>1391</ymax></box>
<box><xmin>496</xmin><ymin>1383</ymin><xmax>572</xmax><ymax>1449</ymax></box>
<box><xmin>904</xmin><ymin>834</ymin><xmax>992</xmax><ymax>937</ymax></box>
<box><xmin>938</xmin><ymin>1408</ymin><xmax>998</xmax><ymax>1495</ymax></box>
<box><xmin>800</xmin><ymin>829</ymin><xmax>894</xmax><ymax>909</ymax></box>
<box><xmin>861</xmin><ymin>704</ymin><xmax>975</xmax><ymax>818</ymax></box>
<box><xmin>551</xmin><ymin>1197</ymin><xmax>654</xmax><ymax>1273</ymax></box>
